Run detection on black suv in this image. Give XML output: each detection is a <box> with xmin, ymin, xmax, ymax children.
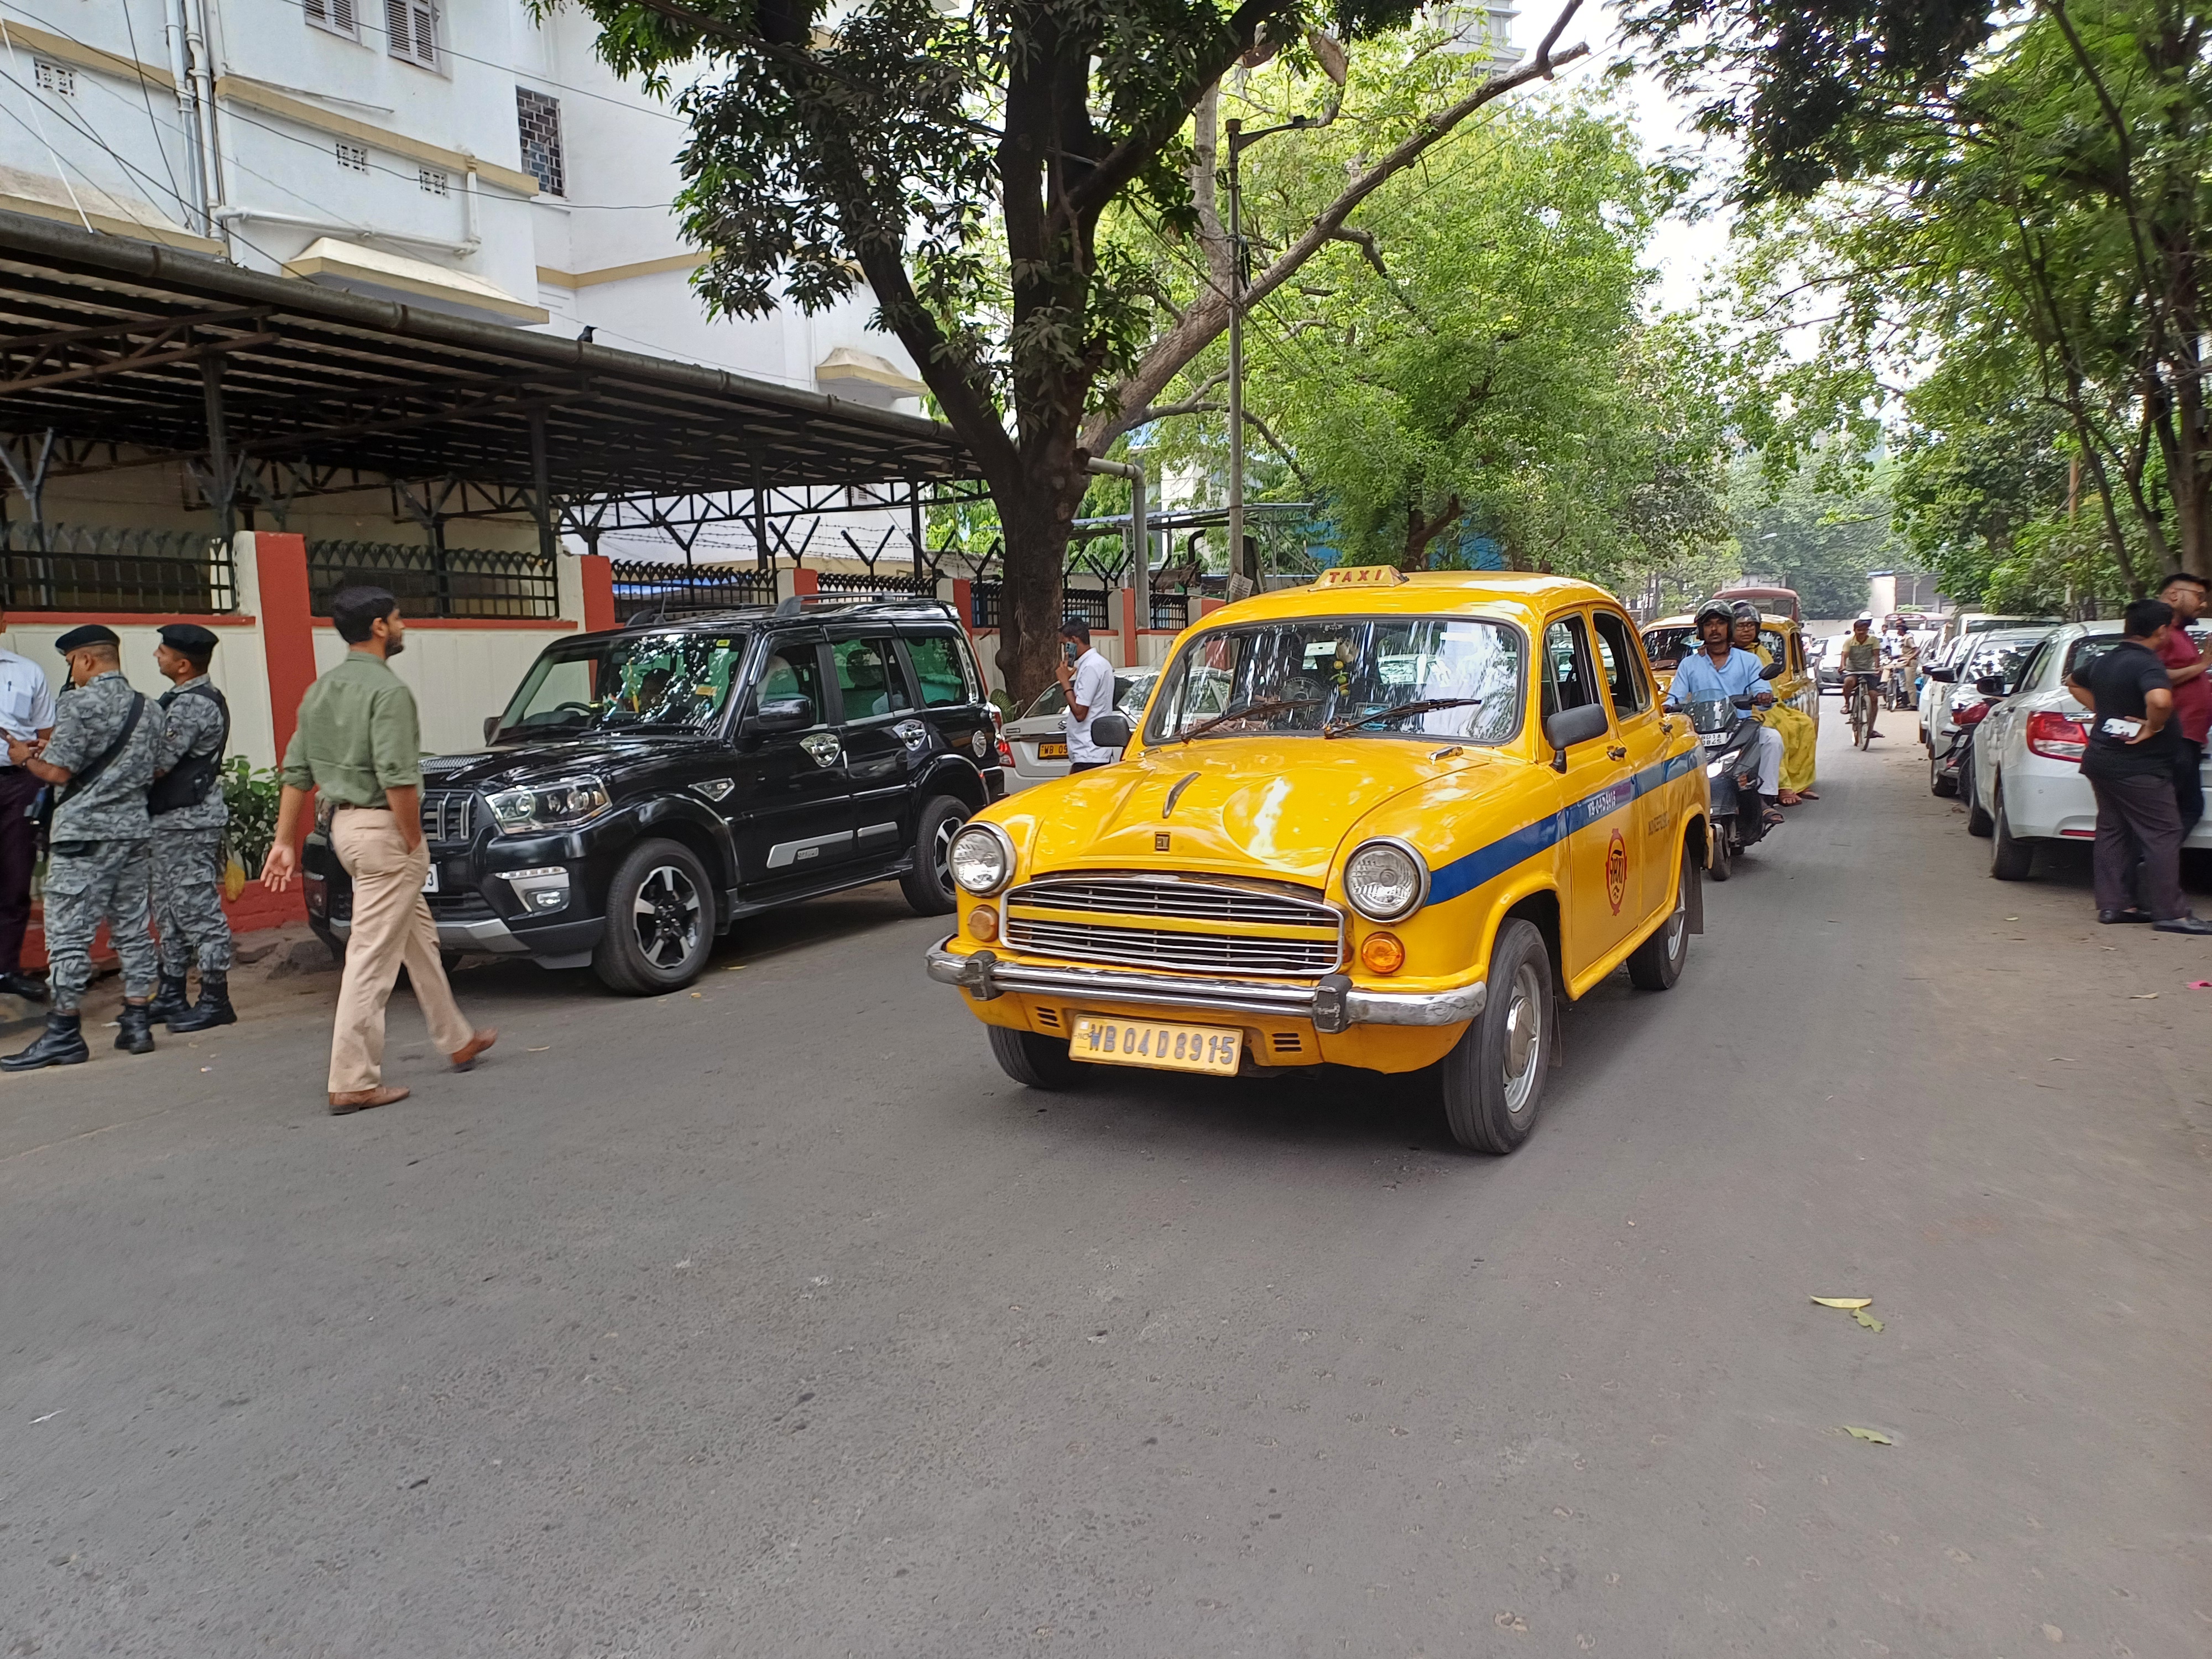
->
<box><xmin>302</xmin><ymin>598</ymin><xmax>1005</xmax><ymax>993</ymax></box>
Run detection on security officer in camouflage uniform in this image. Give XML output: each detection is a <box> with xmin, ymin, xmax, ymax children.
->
<box><xmin>144</xmin><ymin>623</ymin><xmax>236</xmax><ymax>1033</ymax></box>
<box><xmin>1</xmin><ymin>625</ymin><xmax>164</xmax><ymax>1070</ymax></box>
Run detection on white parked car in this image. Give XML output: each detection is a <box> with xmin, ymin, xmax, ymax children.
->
<box><xmin>1968</xmin><ymin>620</ymin><xmax>2212</xmax><ymax>878</ymax></box>
<box><xmin>1923</xmin><ymin>627</ymin><xmax>2054</xmax><ymax>764</ymax></box>
<box><xmin>1000</xmin><ymin>669</ymin><xmax>1160</xmax><ymax>790</ymax></box>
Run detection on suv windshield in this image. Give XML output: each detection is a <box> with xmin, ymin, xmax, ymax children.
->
<box><xmin>495</xmin><ymin>631</ymin><xmax>750</xmax><ymax>739</ymax></box>
<box><xmin>1143</xmin><ymin>617</ymin><xmax>1523</xmax><ymax>744</ymax></box>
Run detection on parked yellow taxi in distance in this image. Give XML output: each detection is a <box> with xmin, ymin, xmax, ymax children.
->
<box><xmin>925</xmin><ymin>568</ymin><xmax>1713</xmax><ymax>1154</ymax></box>
<box><xmin>1643</xmin><ymin>609</ymin><xmax>1820</xmax><ymax>797</ymax></box>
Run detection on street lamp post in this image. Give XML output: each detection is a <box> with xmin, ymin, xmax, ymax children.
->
<box><xmin>1224</xmin><ymin>114</ymin><xmax>1312</xmax><ymax>589</ymax></box>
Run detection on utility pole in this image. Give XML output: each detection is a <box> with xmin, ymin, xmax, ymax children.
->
<box><xmin>1224</xmin><ymin>113</ymin><xmax>1312</xmax><ymax>590</ymax></box>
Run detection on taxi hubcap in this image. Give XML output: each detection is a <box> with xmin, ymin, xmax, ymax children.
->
<box><xmin>633</xmin><ymin>865</ymin><xmax>702</xmax><ymax>969</ymax></box>
<box><xmin>1666</xmin><ymin>864</ymin><xmax>1688</xmax><ymax>961</ymax></box>
<box><xmin>1501</xmin><ymin>962</ymin><xmax>1543</xmax><ymax>1114</ymax></box>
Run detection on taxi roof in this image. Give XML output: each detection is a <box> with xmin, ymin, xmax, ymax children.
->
<box><xmin>1205</xmin><ymin>570</ymin><xmax>1628</xmax><ymax>628</ymax></box>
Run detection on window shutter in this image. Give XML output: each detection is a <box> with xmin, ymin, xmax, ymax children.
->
<box><xmin>333</xmin><ymin>0</ymin><xmax>356</xmax><ymax>33</ymax></box>
<box><xmin>384</xmin><ymin>0</ymin><xmax>410</xmax><ymax>58</ymax></box>
<box><xmin>408</xmin><ymin>0</ymin><xmax>436</xmax><ymax>64</ymax></box>
<box><xmin>304</xmin><ymin>0</ymin><xmax>327</xmax><ymax>22</ymax></box>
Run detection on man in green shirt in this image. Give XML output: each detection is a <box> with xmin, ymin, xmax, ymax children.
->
<box><xmin>261</xmin><ymin>586</ymin><xmax>494</xmax><ymax>1114</ymax></box>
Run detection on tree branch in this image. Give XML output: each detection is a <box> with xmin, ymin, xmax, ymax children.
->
<box><xmin>1244</xmin><ymin>409</ymin><xmax>1316</xmax><ymax>495</ymax></box>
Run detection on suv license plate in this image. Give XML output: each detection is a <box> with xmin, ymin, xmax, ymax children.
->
<box><xmin>1037</xmin><ymin>740</ymin><xmax>1068</xmax><ymax>759</ymax></box>
<box><xmin>421</xmin><ymin>863</ymin><xmax>440</xmax><ymax>894</ymax></box>
<box><xmin>1071</xmin><ymin>1016</ymin><xmax>1241</xmax><ymax>1075</ymax></box>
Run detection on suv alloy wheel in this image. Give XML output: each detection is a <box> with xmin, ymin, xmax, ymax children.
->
<box><xmin>593</xmin><ymin>838</ymin><xmax>717</xmax><ymax>994</ymax></box>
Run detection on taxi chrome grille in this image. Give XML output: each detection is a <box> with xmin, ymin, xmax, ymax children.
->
<box><xmin>1003</xmin><ymin>875</ymin><xmax>1344</xmax><ymax>978</ymax></box>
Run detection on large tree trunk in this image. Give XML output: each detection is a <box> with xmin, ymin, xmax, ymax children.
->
<box><xmin>992</xmin><ymin>437</ymin><xmax>1089</xmax><ymax>707</ymax></box>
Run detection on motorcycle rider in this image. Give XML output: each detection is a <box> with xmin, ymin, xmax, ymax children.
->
<box><xmin>1731</xmin><ymin>602</ymin><xmax>1817</xmax><ymax>805</ymax></box>
<box><xmin>1671</xmin><ymin>602</ymin><xmax>1786</xmax><ymax>827</ymax></box>
<box><xmin>1839</xmin><ymin>615</ymin><xmax>1885</xmax><ymax>735</ymax></box>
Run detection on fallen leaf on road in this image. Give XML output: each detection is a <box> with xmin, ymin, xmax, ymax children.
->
<box><xmin>527</xmin><ymin>1045</ymin><xmax>550</xmax><ymax>1051</ymax></box>
<box><xmin>2132</xmin><ymin>993</ymin><xmax>2159</xmax><ymax>999</ymax></box>
<box><xmin>1811</xmin><ymin>1296</ymin><xmax>1872</xmax><ymax>1309</ymax></box>
<box><xmin>726</xmin><ymin>964</ymin><xmax>746</xmax><ymax>970</ymax></box>
<box><xmin>1851</xmin><ymin>1309</ymin><xmax>1885</xmax><ymax>1332</ymax></box>
<box><xmin>30</xmin><ymin>1410</ymin><xmax>61</xmax><ymax>1423</ymax></box>
<box><xmin>2005</xmin><ymin>916</ymin><xmax>2019</xmax><ymax>921</ymax></box>
<box><xmin>691</xmin><ymin>992</ymin><xmax>702</xmax><ymax>998</ymax></box>
<box><xmin>1494</xmin><ymin>1612</ymin><xmax>1528</xmax><ymax>1632</ymax></box>
<box><xmin>1843</xmin><ymin>1426</ymin><xmax>1893</xmax><ymax>1444</ymax></box>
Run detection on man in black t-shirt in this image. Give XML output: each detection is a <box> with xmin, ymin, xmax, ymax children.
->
<box><xmin>2066</xmin><ymin>597</ymin><xmax>2212</xmax><ymax>932</ymax></box>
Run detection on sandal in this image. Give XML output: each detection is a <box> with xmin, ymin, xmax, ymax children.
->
<box><xmin>1762</xmin><ymin>807</ymin><xmax>1786</xmax><ymax>828</ymax></box>
<box><xmin>1778</xmin><ymin>790</ymin><xmax>1801</xmax><ymax>806</ymax></box>
<box><xmin>1797</xmin><ymin>788</ymin><xmax>1820</xmax><ymax>800</ymax></box>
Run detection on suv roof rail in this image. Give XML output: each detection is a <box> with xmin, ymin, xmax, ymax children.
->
<box><xmin>612</xmin><ymin>593</ymin><xmax>963</xmax><ymax>630</ymax></box>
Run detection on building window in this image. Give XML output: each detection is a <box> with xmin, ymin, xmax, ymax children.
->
<box><xmin>302</xmin><ymin>0</ymin><xmax>359</xmax><ymax>41</ymax></box>
<box><xmin>336</xmin><ymin>141</ymin><xmax>369</xmax><ymax>172</ymax></box>
<box><xmin>32</xmin><ymin>59</ymin><xmax>76</xmax><ymax>97</ymax></box>
<box><xmin>384</xmin><ymin>0</ymin><xmax>437</xmax><ymax>69</ymax></box>
<box><xmin>419</xmin><ymin>166</ymin><xmax>448</xmax><ymax>196</ymax></box>
<box><xmin>515</xmin><ymin>88</ymin><xmax>564</xmax><ymax>197</ymax></box>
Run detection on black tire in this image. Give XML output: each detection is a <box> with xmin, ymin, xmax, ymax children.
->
<box><xmin>1989</xmin><ymin>779</ymin><xmax>2034</xmax><ymax>880</ymax></box>
<box><xmin>900</xmin><ymin>795</ymin><xmax>970</xmax><ymax>916</ymax></box>
<box><xmin>1964</xmin><ymin>755</ymin><xmax>1994</xmax><ymax>836</ymax></box>
<box><xmin>1626</xmin><ymin>843</ymin><xmax>1693</xmax><ymax>991</ymax></box>
<box><xmin>592</xmin><ymin>838</ymin><xmax>716</xmax><ymax>995</ymax></box>
<box><xmin>1929</xmin><ymin>745</ymin><xmax>1956</xmax><ymax>797</ymax></box>
<box><xmin>1441</xmin><ymin>919</ymin><xmax>1553</xmax><ymax>1155</ymax></box>
<box><xmin>987</xmin><ymin>1024</ymin><xmax>1085</xmax><ymax>1089</ymax></box>
<box><xmin>1708</xmin><ymin>831</ymin><xmax>1733</xmax><ymax>882</ymax></box>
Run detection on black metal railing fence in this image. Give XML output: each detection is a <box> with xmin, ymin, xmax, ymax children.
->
<box><xmin>0</xmin><ymin>521</ymin><xmax>235</xmax><ymax>613</ymax></box>
<box><xmin>608</xmin><ymin>561</ymin><xmax>776</xmax><ymax>622</ymax></box>
<box><xmin>306</xmin><ymin>541</ymin><xmax>561</xmax><ymax>619</ymax></box>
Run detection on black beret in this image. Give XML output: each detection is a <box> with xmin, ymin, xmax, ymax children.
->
<box><xmin>158</xmin><ymin>623</ymin><xmax>220</xmax><ymax>654</ymax></box>
<box><xmin>53</xmin><ymin>624</ymin><xmax>120</xmax><ymax>654</ymax></box>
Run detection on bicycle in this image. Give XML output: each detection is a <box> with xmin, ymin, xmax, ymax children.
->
<box><xmin>1845</xmin><ymin>675</ymin><xmax>1875</xmax><ymax>749</ymax></box>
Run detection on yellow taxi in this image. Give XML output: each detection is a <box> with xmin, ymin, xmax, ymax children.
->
<box><xmin>924</xmin><ymin>568</ymin><xmax>1712</xmax><ymax>1154</ymax></box>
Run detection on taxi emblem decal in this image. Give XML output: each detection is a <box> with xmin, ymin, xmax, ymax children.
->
<box><xmin>1155</xmin><ymin>831</ymin><xmax>1171</xmax><ymax>851</ymax></box>
<box><xmin>1605</xmin><ymin>830</ymin><xmax>1628</xmax><ymax>915</ymax></box>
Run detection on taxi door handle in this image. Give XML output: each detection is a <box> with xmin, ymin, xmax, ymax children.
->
<box><xmin>1607</xmin><ymin>745</ymin><xmax>1627</xmax><ymax>761</ymax></box>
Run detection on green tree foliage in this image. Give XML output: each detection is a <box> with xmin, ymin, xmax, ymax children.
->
<box><xmin>554</xmin><ymin>0</ymin><xmax>1592</xmax><ymax>699</ymax></box>
<box><xmin>1134</xmin><ymin>86</ymin><xmax>1731</xmax><ymax>589</ymax></box>
<box><xmin>1728</xmin><ymin>453</ymin><xmax>1897</xmax><ymax>618</ymax></box>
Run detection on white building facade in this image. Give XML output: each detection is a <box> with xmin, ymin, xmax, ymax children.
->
<box><xmin>0</xmin><ymin>0</ymin><xmax>926</xmax><ymax>559</ymax></box>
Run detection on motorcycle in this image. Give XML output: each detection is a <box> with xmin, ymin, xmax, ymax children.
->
<box><xmin>1927</xmin><ymin>674</ymin><xmax>2001</xmax><ymax>800</ymax></box>
<box><xmin>1677</xmin><ymin>661</ymin><xmax>1786</xmax><ymax>882</ymax></box>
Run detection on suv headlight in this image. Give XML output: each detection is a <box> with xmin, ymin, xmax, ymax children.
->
<box><xmin>485</xmin><ymin>776</ymin><xmax>611</xmax><ymax>834</ymax></box>
<box><xmin>1343</xmin><ymin>837</ymin><xmax>1428</xmax><ymax>922</ymax></box>
<box><xmin>948</xmin><ymin>822</ymin><xmax>1015</xmax><ymax>895</ymax></box>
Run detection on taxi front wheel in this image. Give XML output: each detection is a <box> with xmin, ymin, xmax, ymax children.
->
<box><xmin>1441</xmin><ymin>919</ymin><xmax>1552</xmax><ymax>1155</ymax></box>
<box><xmin>988</xmin><ymin>1025</ymin><xmax>1086</xmax><ymax>1089</ymax></box>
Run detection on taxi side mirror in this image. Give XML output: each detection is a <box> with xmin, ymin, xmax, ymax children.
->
<box><xmin>1543</xmin><ymin>702</ymin><xmax>1610</xmax><ymax>771</ymax></box>
<box><xmin>1087</xmin><ymin>712</ymin><xmax>1133</xmax><ymax>753</ymax></box>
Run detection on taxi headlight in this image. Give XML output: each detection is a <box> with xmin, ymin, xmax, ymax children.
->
<box><xmin>1343</xmin><ymin>838</ymin><xmax>1427</xmax><ymax>922</ymax></box>
<box><xmin>948</xmin><ymin>822</ymin><xmax>1015</xmax><ymax>895</ymax></box>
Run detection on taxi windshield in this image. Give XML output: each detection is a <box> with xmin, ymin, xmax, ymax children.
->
<box><xmin>1142</xmin><ymin>616</ymin><xmax>1523</xmax><ymax>744</ymax></box>
<box><xmin>494</xmin><ymin>632</ymin><xmax>749</xmax><ymax>739</ymax></box>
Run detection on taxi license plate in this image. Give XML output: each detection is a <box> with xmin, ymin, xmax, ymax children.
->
<box><xmin>1070</xmin><ymin>1016</ymin><xmax>1241</xmax><ymax>1075</ymax></box>
<box><xmin>1037</xmin><ymin>740</ymin><xmax>1068</xmax><ymax>759</ymax></box>
<box><xmin>421</xmin><ymin>863</ymin><xmax>440</xmax><ymax>894</ymax></box>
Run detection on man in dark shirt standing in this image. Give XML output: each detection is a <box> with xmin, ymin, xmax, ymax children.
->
<box><xmin>2154</xmin><ymin>571</ymin><xmax>2209</xmax><ymax>840</ymax></box>
<box><xmin>2067</xmin><ymin>597</ymin><xmax>2212</xmax><ymax>933</ymax></box>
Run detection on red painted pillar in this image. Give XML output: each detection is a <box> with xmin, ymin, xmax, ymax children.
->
<box><xmin>1119</xmin><ymin>585</ymin><xmax>1138</xmax><ymax>666</ymax></box>
<box><xmin>792</xmin><ymin>567</ymin><xmax>820</xmax><ymax>597</ymax></box>
<box><xmin>580</xmin><ymin>554</ymin><xmax>615</xmax><ymax>633</ymax></box>
<box><xmin>257</xmin><ymin>532</ymin><xmax>316</xmax><ymax>768</ymax></box>
<box><xmin>951</xmin><ymin>578</ymin><xmax>973</xmax><ymax>634</ymax></box>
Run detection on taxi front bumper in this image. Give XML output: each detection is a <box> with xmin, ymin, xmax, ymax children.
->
<box><xmin>925</xmin><ymin>940</ymin><xmax>1485</xmax><ymax>1033</ymax></box>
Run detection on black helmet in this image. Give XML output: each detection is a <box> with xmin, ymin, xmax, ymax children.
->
<box><xmin>1729</xmin><ymin>601</ymin><xmax>1761</xmax><ymax>624</ymax></box>
<box><xmin>1694</xmin><ymin>602</ymin><xmax>1733</xmax><ymax>631</ymax></box>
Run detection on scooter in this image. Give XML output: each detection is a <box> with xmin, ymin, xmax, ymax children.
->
<box><xmin>1675</xmin><ymin>661</ymin><xmax>1786</xmax><ymax>881</ymax></box>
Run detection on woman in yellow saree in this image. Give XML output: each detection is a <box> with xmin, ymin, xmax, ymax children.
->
<box><xmin>1732</xmin><ymin>608</ymin><xmax>1819</xmax><ymax>804</ymax></box>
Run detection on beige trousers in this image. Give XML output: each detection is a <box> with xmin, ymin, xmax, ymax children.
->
<box><xmin>328</xmin><ymin>807</ymin><xmax>472</xmax><ymax>1093</ymax></box>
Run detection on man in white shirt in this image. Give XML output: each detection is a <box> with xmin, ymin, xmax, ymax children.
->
<box><xmin>1056</xmin><ymin>618</ymin><xmax>1118</xmax><ymax>771</ymax></box>
<box><xmin>0</xmin><ymin>611</ymin><xmax>58</xmax><ymax>1000</ymax></box>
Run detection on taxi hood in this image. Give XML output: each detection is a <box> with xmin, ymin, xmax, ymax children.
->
<box><xmin>1013</xmin><ymin>738</ymin><xmax>1494</xmax><ymax>885</ymax></box>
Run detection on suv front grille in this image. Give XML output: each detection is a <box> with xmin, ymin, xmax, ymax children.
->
<box><xmin>420</xmin><ymin>790</ymin><xmax>475</xmax><ymax>844</ymax></box>
<box><xmin>1003</xmin><ymin>875</ymin><xmax>1344</xmax><ymax>978</ymax></box>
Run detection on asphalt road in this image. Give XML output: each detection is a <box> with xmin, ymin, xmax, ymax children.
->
<box><xmin>3</xmin><ymin>711</ymin><xmax>2207</xmax><ymax>1658</ymax></box>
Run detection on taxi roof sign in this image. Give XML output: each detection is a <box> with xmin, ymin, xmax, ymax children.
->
<box><xmin>1317</xmin><ymin>564</ymin><xmax>1406</xmax><ymax>588</ymax></box>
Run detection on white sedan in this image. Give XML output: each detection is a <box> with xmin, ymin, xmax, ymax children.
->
<box><xmin>1000</xmin><ymin>669</ymin><xmax>1160</xmax><ymax>790</ymax></box>
<box><xmin>1924</xmin><ymin>627</ymin><xmax>2054</xmax><ymax>763</ymax></box>
<box><xmin>1968</xmin><ymin>620</ymin><xmax>2212</xmax><ymax>879</ymax></box>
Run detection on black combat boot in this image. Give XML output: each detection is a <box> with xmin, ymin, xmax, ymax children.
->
<box><xmin>168</xmin><ymin>972</ymin><xmax>236</xmax><ymax>1034</ymax></box>
<box><xmin>0</xmin><ymin>971</ymin><xmax>49</xmax><ymax>1002</ymax></box>
<box><xmin>147</xmin><ymin>971</ymin><xmax>191</xmax><ymax>1025</ymax></box>
<box><xmin>1</xmin><ymin>1010</ymin><xmax>88</xmax><ymax>1071</ymax></box>
<box><xmin>114</xmin><ymin>1001</ymin><xmax>156</xmax><ymax>1055</ymax></box>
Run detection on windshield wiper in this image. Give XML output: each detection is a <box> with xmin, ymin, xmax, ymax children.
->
<box><xmin>1322</xmin><ymin>697</ymin><xmax>1484</xmax><ymax>739</ymax></box>
<box><xmin>1177</xmin><ymin>696</ymin><xmax>1320</xmax><ymax>743</ymax></box>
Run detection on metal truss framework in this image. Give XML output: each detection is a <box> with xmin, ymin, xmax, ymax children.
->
<box><xmin>0</xmin><ymin>209</ymin><xmax>983</xmax><ymax>570</ymax></box>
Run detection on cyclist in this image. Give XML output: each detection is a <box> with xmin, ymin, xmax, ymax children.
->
<box><xmin>1673</xmin><ymin>602</ymin><xmax>1785</xmax><ymax>826</ymax></box>
<box><xmin>1839</xmin><ymin>615</ymin><xmax>1885</xmax><ymax>737</ymax></box>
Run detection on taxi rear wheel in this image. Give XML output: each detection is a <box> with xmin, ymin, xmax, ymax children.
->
<box><xmin>1626</xmin><ymin>844</ymin><xmax>1693</xmax><ymax>991</ymax></box>
<box><xmin>988</xmin><ymin>1024</ymin><xmax>1086</xmax><ymax>1089</ymax></box>
<box><xmin>1442</xmin><ymin>919</ymin><xmax>1552</xmax><ymax>1155</ymax></box>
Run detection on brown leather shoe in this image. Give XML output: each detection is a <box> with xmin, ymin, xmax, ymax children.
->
<box><xmin>328</xmin><ymin>1084</ymin><xmax>410</xmax><ymax>1115</ymax></box>
<box><xmin>448</xmin><ymin>1028</ymin><xmax>497</xmax><ymax>1071</ymax></box>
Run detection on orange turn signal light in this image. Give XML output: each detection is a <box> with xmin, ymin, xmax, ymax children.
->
<box><xmin>968</xmin><ymin>905</ymin><xmax>999</xmax><ymax>942</ymax></box>
<box><xmin>1360</xmin><ymin>931</ymin><xmax>1405</xmax><ymax>974</ymax></box>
